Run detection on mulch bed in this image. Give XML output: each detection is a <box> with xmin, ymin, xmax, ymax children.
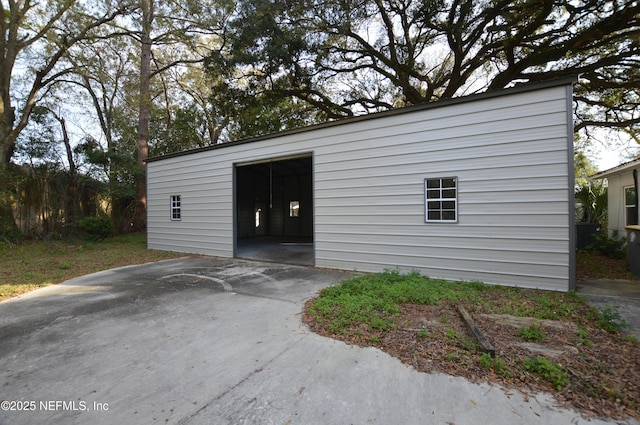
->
<box><xmin>303</xmin><ymin>297</ymin><xmax>640</xmax><ymax>421</ymax></box>
<box><xmin>576</xmin><ymin>251</ymin><xmax>640</xmax><ymax>281</ymax></box>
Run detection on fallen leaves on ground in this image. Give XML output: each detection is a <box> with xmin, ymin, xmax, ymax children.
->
<box><xmin>303</xmin><ymin>298</ymin><xmax>640</xmax><ymax>422</ymax></box>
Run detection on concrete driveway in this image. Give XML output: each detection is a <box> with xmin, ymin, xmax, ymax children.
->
<box><xmin>0</xmin><ymin>257</ymin><xmax>630</xmax><ymax>425</ymax></box>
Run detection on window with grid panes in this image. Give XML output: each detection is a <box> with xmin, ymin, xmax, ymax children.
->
<box><xmin>425</xmin><ymin>177</ymin><xmax>457</xmax><ymax>222</ymax></box>
<box><xmin>170</xmin><ymin>195</ymin><xmax>181</xmax><ymax>220</ymax></box>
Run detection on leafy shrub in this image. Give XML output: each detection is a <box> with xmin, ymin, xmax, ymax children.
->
<box><xmin>523</xmin><ymin>357</ymin><xmax>569</xmax><ymax>390</ymax></box>
<box><xmin>586</xmin><ymin>231</ymin><xmax>626</xmax><ymax>259</ymax></box>
<box><xmin>479</xmin><ymin>353</ymin><xmax>511</xmax><ymax>377</ymax></box>
<box><xmin>76</xmin><ymin>215</ymin><xmax>113</xmax><ymax>241</ymax></box>
<box><xmin>596</xmin><ymin>306</ymin><xmax>628</xmax><ymax>333</ymax></box>
<box><xmin>574</xmin><ymin>183</ymin><xmax>607</xmax><ymax>224</ymax></box>
<box><xmin>0</xmin><ymin>218</ymin><xmax>22</xmax><ymax>244</ymax></box>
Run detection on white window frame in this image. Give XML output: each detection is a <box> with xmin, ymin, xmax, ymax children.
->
<box><xmin>170</xmin><ymin>195</ymin><xmax>181</xmax><ymax>221</ymax></box>
<box><xmin>425</xmin><ymin>177</ymin><xmax>458</xmax><ymax>223</ymax></box>
<box><xmin>289</xmin><ymin>200</ymin><xmax>300</xmax><ymax>217</ymax></box>
<box><xmin>625</xmin><ymin>186</ymin><xmax>638</xmax><ymax>226</ymax></box>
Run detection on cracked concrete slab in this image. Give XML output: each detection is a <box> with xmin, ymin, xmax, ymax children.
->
<box><xmin>577</xmin><ymin>279</ymin><xmax>640</xmax><ymax>338</ymax></box>
<box><xmin>0</xmin><ymin>257</ymin><xmax>633</xmax><ymax>425</ymax></box>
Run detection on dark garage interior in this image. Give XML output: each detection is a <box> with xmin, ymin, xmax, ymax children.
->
<box><xmin>234</xmin><ymin>155</ymin><xmax>314</xmax><ymax>265</ymax></box>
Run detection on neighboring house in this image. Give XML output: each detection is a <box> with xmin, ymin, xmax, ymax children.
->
<box><xmin>591</xmin><ymin>158</ymin><xmax>640</xmax><ymax>236</ymax></box>
<box><xmin>146</xmin><ymin>77</ymin><xmax>577</xmax><ymax>291</ymax></box>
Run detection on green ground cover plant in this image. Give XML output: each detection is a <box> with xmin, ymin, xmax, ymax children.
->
<box><xmin>523</xmin><ymin>357</ymin><xmax>569</xmax><ymax>390</ymax></box>
<box><xmin>0</xmin><ymin>233</ymin><xmax>184</xmax><ymax>301</ymax></box>
<box><xmin>518</xmin><ymin>324</ymin><xmax>547</xmax><ymax>342</ymax></box>
<box><xmin>593</xmin><ymin>305</ymin><xmax>628</xmax><ymax>333</ymax></box>
<box><xmin>307</xmin><ymin>269</ymin><xmax>588</xmax><ymax>334</ymax></box>
<box><xmin>311</xmin><ymin>270</ymin><xmax>476</xmax><ymax>333</ymax></box>
<box><xmin>479</xmin><ymin>353</ymin><xmax>512</xmax><ymax>378</ymax></box>
<box><xmin>304</xmin><ymin>269</ymin><xmax>639</xmax><ymax>421</ymax></box>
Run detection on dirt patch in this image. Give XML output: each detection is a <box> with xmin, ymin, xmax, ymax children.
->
<box><xmin>303</xmin><ymin>299</ymin><xmax>640</xmax><ymax>421</ymax></box>
<box><xmin>577</xmin><ymin>251</ymin><xmax>639</xmax><ymax>281</ymax></box>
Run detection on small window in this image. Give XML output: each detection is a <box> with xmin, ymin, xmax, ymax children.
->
<box><xmin>289</xmin><ymin>201</ymin><xmax>300</xmax><ymax>217</ymax></box>
<box><xmin>425</xmin><ymin>177</ymin><xmax>457</xmax><ymax>222</ymax></box>
<box><xmin>170</xmin><ymin>195</ymin><xmax>181</xmax><ymax>221</ymax></box>
<box><xmin>625</xmin><ymin>186</ymin><xmax>638</xmax><ymax>225</ymax></box>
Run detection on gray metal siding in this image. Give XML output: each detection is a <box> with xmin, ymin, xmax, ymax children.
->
<box><xmin>147</xmin><ymin>83</ymin><xmax>573</xmax><ymax>290</ymax></box>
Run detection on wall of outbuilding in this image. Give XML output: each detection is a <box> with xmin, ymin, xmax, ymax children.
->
<box><xmin>147</xmin><ymin>79</ymin><xmax>575</xmax><ymax>291</ymax></box>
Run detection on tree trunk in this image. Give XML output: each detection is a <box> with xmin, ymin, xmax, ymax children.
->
<box><xmin>134</xmin><ymin>0</ymin><xmax>153</xmax><ymax>232</ymax></box>
<box><xmin>0</xmin><ymin>99</ymin><xmax>20</xmax><ymax>240</ymax></box>
<box><xmin>0</xmin><ymin>47</ymin><xmax>17</xmax><ymax>167</ymax></box>
<box><xmin>0</xmin><ymin>163</ymin><xmax>20</xmax><ymax>241</ymax></box>
<box><xmin>57</xmin><ymin>115</ymin><xmax>79</xmax><ymax>226</ymax></box>
<box><xmin>0</xmin><ymin>124</ymin><xmax>16</xmax><ymax>166</ymax></box>
<box><xmin>0</xmin><ymin>103</ymin><xmax>28</xmax><ymax>240</ymax></box>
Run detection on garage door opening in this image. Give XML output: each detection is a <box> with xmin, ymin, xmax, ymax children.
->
<box><xmin>234</xmin><ymin>155</ymin><xmax>314</xmax><ymax>265</ymax></box>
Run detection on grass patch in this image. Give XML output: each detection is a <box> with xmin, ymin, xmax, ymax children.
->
<box><xmin>479</xmin><ymin>353</ymin><xmax>512</xmax><ymax>378</ymax></box>
<box><xmin>523</xmin><ymin>357</ymin><xmax>569</xmax><ymax>390</ymax></box>
<box><xmin>444</xmin><ymin>352</ymin><xmax>457</xmax><ymax>362</ymax></box>
<box><xmin>308</xmin><ymin>269</ymin><xmax>493</xmax><ymax>334</ymax></box>
<box><xmin>307</xmin><ymin>269</ymin><xmax>592</xmax><ymax>336</ymax></box>
<box><xmin>518</xmin><ymin>324</ymin><xmax>547</xmax><ymax>342</ymax></box>
<box><xmin>575</xmin><ymin>328</ymin><xmax>593</xmax><ymax>346</ymax></box>
<box><xmin>307</xmin><ymin>270</ymin><xmax>627</xmax><ymax>337</ymax></box>
<box><xmin>304</xmin><ymin>269</ymin><xmax>639</xmax><ymax>419</ymax></box>
<box><xmin>0</xmin><ymin>233</ymin><xmax>184</xmax><ymax>301</ymax></box>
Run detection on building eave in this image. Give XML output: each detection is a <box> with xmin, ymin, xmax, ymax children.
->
<box><xmin>590</xmin><ymin>158</ymin><xmax>640</xmax><ymax>180</ymax></box>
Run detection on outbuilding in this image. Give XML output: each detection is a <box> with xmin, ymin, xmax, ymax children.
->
<box><xmin>146</xmin><ymin>77</ymin><xmax>577</xmax><ymax>291</ymax></box>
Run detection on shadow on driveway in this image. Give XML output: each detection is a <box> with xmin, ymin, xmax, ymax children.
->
<box><xmin>0</xmin><ymin>258</ymin><xmax>624</xmax><ymax>425</ymax></box>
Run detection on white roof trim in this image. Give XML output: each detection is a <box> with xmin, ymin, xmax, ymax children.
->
<box><xmin>590</xmin><ymin>158</ymin><xmax>640</xmax><ymax>179</ymax></box>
